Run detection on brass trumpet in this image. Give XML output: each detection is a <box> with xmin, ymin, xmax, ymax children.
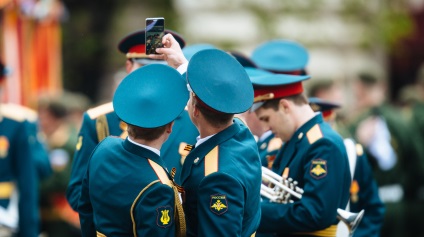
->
<box><xmin>261</xmin><ymin>167</ymin><xmax>364</xmax><ymax>236</ymax></box>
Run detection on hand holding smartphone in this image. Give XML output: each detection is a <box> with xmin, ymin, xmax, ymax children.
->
<box><xmin>145</xmin><ymin>17</ymin><xmax>165</xmax><ymax>55</ymax></box>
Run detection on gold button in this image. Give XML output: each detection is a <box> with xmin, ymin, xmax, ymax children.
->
<box><xmin>298</xmin><ymin>133</ymin><xmax>303</xmax><ymax>140</ymax></box>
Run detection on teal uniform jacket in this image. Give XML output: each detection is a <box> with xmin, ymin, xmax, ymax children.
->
<box><xmin>259</xmin><ymin>114</ymin><xmax>351</xmax><ymax>236</ymax></box>
<box><xmin>177</xmin><ymin>119</ymin><xmax>262</xmax><ymax>237</ymax></box>
<box><xmin>67</xmin><ymin>103</ymin><xmax>198</xmax><ymax>210</ymax></box>
<box><xmin>28</xmin><ymin>121</ymin><xmax>52</xmax><ymax>181</ymax></box>
<box><xmin>258</xmin><ymin>132</ymin><xmax>282</xmax><ymax>169</ymax></box>
<box><xmin>350</xmin><ymin>148</ymin><xmax>385</xmax><ymax>237</ymax></box>
<box><xmin>0</xmin><ymin>109</ymin><xmax>39</xmax><ymax>236</ymax></box>
<box><xmin>78</xmin><ymin>137</ymin><xmax>176</xmax><ymax>236</ymax></box>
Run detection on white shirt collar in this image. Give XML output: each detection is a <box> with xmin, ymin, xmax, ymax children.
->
<box><xmin>195</xmin><ymin>133</ymin><xmax>216</xmax><ymax>148</ymax></box>
<box><xmin>127</xmin><ymin>137</ymin><xmax>160</xmax><ymax>156</ymax></box>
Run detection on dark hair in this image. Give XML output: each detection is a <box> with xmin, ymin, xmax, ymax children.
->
<box><xmin>191</xmin><ymin>95</ymin><xmax>233</xmax><ymax>128</ymax></box>
<box><xmin>127</xmin><ymin>123</ymin><xmax>169</xmax><ymax>141</ymax></box>
<box><xmin>307</xmin><ymin>78</ymin><xmax>335</xmax><ymax>97</ymax></box>
<box><xmin>357</xmin><ymin>72</ymin><xmax>379</xmax><ymax>86</ymax></box>
<box><xmin>261</xmin><ymin>93</ymin><xmax>308</xmax><ymax>111</ymax></box>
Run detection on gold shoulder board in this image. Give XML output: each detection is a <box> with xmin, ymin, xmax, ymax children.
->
<box><xmin>87</xmin><ymin>102</ymin><xmax>114</xmax><ymax>119</ymax></box>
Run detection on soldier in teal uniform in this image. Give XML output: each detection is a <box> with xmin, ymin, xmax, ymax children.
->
<box><xmin>251</xmin><ymin>73</ymin><xmax>351</xmax><ymax>236</ymax></box>
<box><xmin>78</xmin><ymin>64</ymin><xmax>188</xmax><ymax>236</ymax></box>
<box><xmin>309</xmin><ymin>97</ymin><xmax>385</xmax><ymax>237</ymax></box>
<box><xmin>66</xmin><ymin>29</ymin><xmax>199</xmax><ymax>211</ymax></box>
<box><xmin>240</xmin><ymin>40</ymin><xmax>310</xmax><ymax>170</ymax></box>
<box><xmin>0</xmin><ymin>61</ymin><xmax>39</xmax><ymax>236</ymax></box>
<box><xmin>152</xmin><ymin>37</ymin><xmax>262</xmax><ymax>236</ymax></box>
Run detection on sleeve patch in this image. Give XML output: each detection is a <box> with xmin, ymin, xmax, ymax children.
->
<box><xmin>156</xmin><ymin>206</ymin><xmax>173</xmax><ymax>228</ymax></box>
<box><xmin>310</xmin><ymin>159</ymin><xmax>327</xmax><ymax>179</ymax></box>
<box><xmin>210</xmin><ymin>194</ymin><xmax>228</xmax><ymax>215</ymax></box>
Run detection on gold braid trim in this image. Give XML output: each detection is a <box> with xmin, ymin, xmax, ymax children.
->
<box><xmin>172</xmin><ymin>185</ymin><xmax>186</xmax><ymax>237</ymax></box>
<box><xmin>96</xmin><ymin>115</ymin><xmax>109</xmax><ymax>142</ymax></box>
<box><xmin>170</xmin><ymin>167</ymin><xmax>187</xmax><ymax>237</ymax></box>
<box><xmin>130</xmin><ymin>180</ymin><xmax>161</xmax><ymax>237</ymax></box>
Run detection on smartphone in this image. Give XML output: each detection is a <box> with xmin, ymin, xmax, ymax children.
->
<box><xmin>145</xmin><ymin>17</ymin><xmax>165</xmax><ymax>55</ymax></box>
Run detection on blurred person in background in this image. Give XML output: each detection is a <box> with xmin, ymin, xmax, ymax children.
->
<box><xmin>306</xmin><ymin>78</ymin><xmax>351</xmax><ymax>138</ymax></box>
<box><xmin>37</xmin><ymin>94</ymin><xmax>80</xmax><ymax>237</ymax></box>
<box><xmin>348</xmin><ymin>72</ymin><xmax>424</xmax><ymax>237</ymax></box>
<box><xmin>66</xmin><ymin>29</ymin><xmax>199</xmax><ymax>212</ymax></box>
<box><xmin>0</xmin><ymin>60</ymin><xmax>40</xmax><ymax>236</ymax></box>
<box><xmin>309</xmin><ymin>97</ymin><xmax>385</xmax><ymax>237</ymax></box>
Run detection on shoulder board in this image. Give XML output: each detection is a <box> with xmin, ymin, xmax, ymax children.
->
<box><xmin>148</xmin><ymin>159</ymin><xmax>172</xmax><ymax>187</ymax></box>
<box><xmin>306</xmin><ymin>124</ymin><xmax>323</xmax><ymax>144</ymax></box>
<box><xmin>87</xmin><ymin>102</ymin><xmax>114</xmax><ymax>119</ymax></box>
<box><xmin>205</xmin><ymin>146</ymin><xmax>219</xmax><ymax>176</ymax></box>
<box><xmin>0</xmin><ymin>103</ymin><xmax>37</xmax><ymax>122</ymax></box>
<box><xmin>356</xmin><ymin>143</ymin><xmax>364</xmax><ymax>156</ymax></box>
<box><xmin>267</xmin><ymin>137</ymin><xmax>283</xmax><ymax>152</ymax></box>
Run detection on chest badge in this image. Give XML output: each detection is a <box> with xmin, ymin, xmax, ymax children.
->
<box><xmin>0</xmin><ymin>136</ymin><xmax>9</xmax><ymax>158</ymax></box>
<box><xmin>210</xmin><ymin>194</ymin><xmax>228</xmax><ymax>215</ymax></box>
<box><xmin>156</xmin><ymin>206</ymin><xmax>173</xmax><ymax>228</ymax></box>
<box><xmin>310</xmin><ymin>159</ymin><xmax>327</xmax><ymax>179</ymax></box>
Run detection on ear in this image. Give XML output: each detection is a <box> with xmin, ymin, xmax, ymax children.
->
<box><xmin>278</xmin><ymin>98</ymin><xmax>291</xmax><ymax>112</ymax></box>
<box><xmin>166</xmin><ymin>121</ymin><xmax>174</xmax><ymax>134</ymax></box>
<box><xmin>125</xmin><ymin>59</ymin><xmax>133</xmax><ymax>73</ymax></box>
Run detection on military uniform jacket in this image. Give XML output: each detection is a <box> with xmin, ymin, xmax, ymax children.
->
<box><xmin>258</xmin><ymin>132</ymin><xmax>282</xmax><ymax>169</ymax></box>
<box><xmin>177</xmin><ymin>119</ymin><xmax>262</xmax><ymax>237</ymax></box>
<box><xmin>78</xmin><ymin>137</ymin><xmax>176</xmax><ymax>236</ymax></box>
<box><xmin>259</xmin><ymin>114</ymin><xmax>351</xmax><ymax>236</ymax></box>
<box><xmin>0</xmin><ymin>106</ymin><xmax>39</xmax><ymax>237</ymax></box>
<box><xmin>67</xmin><ymin>103</ymin><xmax>198</xmax><ymax>210</ymax></box>
<box><xmin>350</xmin><ymin>148</ymin><xmax>385</xmax><ymax>237</ymax></box>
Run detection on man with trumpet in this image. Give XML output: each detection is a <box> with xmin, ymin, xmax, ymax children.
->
<box><xmin>251</xmin><ymin>73</ymin><xmax>352</xmax><ymax>236</ymax></box>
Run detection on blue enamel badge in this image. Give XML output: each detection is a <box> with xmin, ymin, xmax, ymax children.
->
<box><xmin>310</xmin><ymin>159</ymin><xmax>327</xmax><ymax>179</ymax></box>
<box><xmin>210</xmin><ymin>194</ymin><xmax>228</xmax><ymax>215</ymax></box>
<box><xmin>156</xmin><ymin>206</ymin><xmax>173</xmax><ymax>228</ymax></box>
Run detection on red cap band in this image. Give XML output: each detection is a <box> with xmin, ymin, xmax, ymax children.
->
<box><xmin>254</xmin><ymin>82</ymin><xmax>304</xmax><ymax>102</ymax></box>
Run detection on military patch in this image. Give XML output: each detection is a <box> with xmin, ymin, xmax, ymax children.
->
<box><xmin>310</xmin><ymin>159</ymin><xmax>327</xmax><ymax>179</ymax></box>
<box><xmin>76</xmin><ymin>136</ymin><xmax>83</xmax><ymax>151</ymax></box>
<box><xmin>156</xmin><ymin>206</ymin><xmax>173</xmax><ymax>228</ymax></box>
<box><xmin>0</xmin><ymin>136</ymin><xmax>9</xmax><ymax>158</ymax></box>
<box><xmin>210</xmin><ymin>194</ymin><xmax>228</xmax><ymax>215</ymax></box>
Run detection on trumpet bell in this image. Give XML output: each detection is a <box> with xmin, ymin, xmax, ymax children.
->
<box><xmin>337</xmin><ymin>208</ymin><xmax>365</xmax><ymax>237</ymax></box>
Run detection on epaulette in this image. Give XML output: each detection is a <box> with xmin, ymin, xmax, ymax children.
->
<box><xmin>356</xmin><ymin>143</ymin><xmax>364</xmax><ymax>156</ymax></box>
<box><xmin>267</xmin><ymin>137</ymin><xmax>283</xmax><ymax>152</ymax></box>
<box><xmin>148</xmin><ymin>159</ymin><xmax>172</xmax><ymax>187</ymax></box>
<box><xmin>87</xmin><ymin>102</ymin><xmax>114</xmax><ymax>119</ymax></box>
<box><xmin>0</xmin><ymin>103</ymin><xmax>38</xmax><ymax>122</ymax></box>
<box><xmin>204</xmin><ymin>146</ymin><xmax>219</xmax><ymax>176</ymax></box>
<box><xmin>306</xmin><ymin>124</ymin><xmax>323</xmax><ymax>144</ymax></box>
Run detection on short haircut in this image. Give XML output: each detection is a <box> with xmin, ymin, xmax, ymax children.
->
<box><xmin>127</xmin><ymin>123</ymin><xmax>169</xmax><ymax>141</ymax></box>
<box><xmin>261</xmin><ymin>93</ymin><xmax>308</xmax><ymax>111</ymax></box>
<box><xmin>307</xmin><ymin>78</ymin><xmax>334</xmax><ymax>97</ymax></box>
<box><xmin>191</xmin><ymin>95</ymin><xmax>233</xmax><ymax>128</ymax></box>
